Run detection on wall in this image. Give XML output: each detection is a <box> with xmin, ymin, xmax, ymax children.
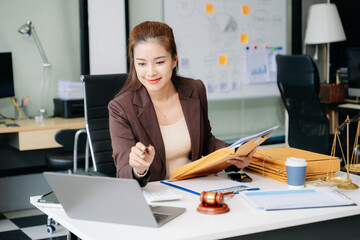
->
<box><xmin>0</xmin><ymin>0</ymin><xmax>287</xmax><ymax>139</ymax></box>
<box><xmin>129</xmin><ymin>0</ymin><xmax>289</xmax><ymax>140</ymax></box>
<box><xmin>87</xmin><ymin>0</ymin><xmax>127</xmax><ymax>74</ymax></box>
<box><xmin>0</xmin><ymin>0</ymin><xmax>81</xmax><ymax>118</ymax></box>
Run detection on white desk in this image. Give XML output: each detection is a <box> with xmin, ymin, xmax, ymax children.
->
<box><xmin>31</xmin><ymin>172</ymin><xmax>360</xmax><ymax>240</ymax></box>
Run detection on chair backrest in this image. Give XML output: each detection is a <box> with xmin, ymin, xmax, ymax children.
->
<box><xmin>81</xmin><ymin>73</ymin><xmax>128</xmax><ymax>177</ymax></box>
<box><xmin>46</xmin><ymin>128</ymin><xmax>88</xmax><ymax>171</ymax></box>
<box><xmin>276</xmin><ymin>54</ymin><xmax>330</xmax><ymax>154</ymax></box>
<box><xmin>55</xmin><ymin>129</ymin><xmax>87</xmax><ymax>149</ymax></box>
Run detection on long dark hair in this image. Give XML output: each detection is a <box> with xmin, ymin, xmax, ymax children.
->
<box><xmin>118</xmin><ymin>21</ymin><xmax>179</xmax><ymax>96</ymax></box>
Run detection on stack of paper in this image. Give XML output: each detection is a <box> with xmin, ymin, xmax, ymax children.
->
<box><xmin>58</xmin><ymin>80</ymin><xmax>84</xmax><ymax>100</ymax></box>
<box><xmin>245</xmin><ymin>148</ymin><xmax>340</xmax><ymax>182</ymax></box>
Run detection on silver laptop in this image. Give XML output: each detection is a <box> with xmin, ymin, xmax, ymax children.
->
<box><xmin>43</xmin><ymin>172</ymin><xmax>185</xmax><ymax>227</ymax></box>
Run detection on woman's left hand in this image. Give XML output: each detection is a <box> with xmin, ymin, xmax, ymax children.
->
<box><xmin>226</xmin><ymin>148</ymin><xmax>256</xmax><ymax>169</ymax></box>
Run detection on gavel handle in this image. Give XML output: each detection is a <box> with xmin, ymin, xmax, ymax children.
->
<box><xmin>223</xmin><ymin>191</ymin><xmax>235</xmax><ymax>196</ymax></box>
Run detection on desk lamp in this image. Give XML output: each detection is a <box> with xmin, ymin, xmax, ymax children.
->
<box><xmin>304</xmin><ymin>3</ymin><xmax>346</xmax><ymax>83</ymax></box>
<box><xmin>18</xmin><ymin>20</ymin><xmax>52</xmax><ymax>120</ymax></box>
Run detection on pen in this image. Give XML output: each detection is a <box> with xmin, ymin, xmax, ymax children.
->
<box><xmin>141</xmin><ymin>144</ymin><xmax>151</xmax><ymax>156</ymax></box>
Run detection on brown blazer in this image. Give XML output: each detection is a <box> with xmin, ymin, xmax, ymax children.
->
<box><xmin>108</xmin><ymin>77</ymin><xmax>228</xmax><ymax>186</ymax></box>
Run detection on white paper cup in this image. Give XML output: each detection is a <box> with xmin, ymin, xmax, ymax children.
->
<box><xmin>285</xmin><ymin>157</ymin><xmax>307</xmax><ymax>189</ymax></box>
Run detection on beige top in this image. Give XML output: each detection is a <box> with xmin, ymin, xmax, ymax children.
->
<box><xmin>160</xmin><ymin>117</ymin><xmax>191</xmax><ymax>179</ymax></box>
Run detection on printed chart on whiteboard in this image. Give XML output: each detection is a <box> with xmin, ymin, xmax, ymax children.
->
<box><xmin>164</xmin><ymin>0</ymin><xmax>287</xmax><ymax>100</ymax></box>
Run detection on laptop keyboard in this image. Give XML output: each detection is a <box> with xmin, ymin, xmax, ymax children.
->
<box><xmin>142</xmin><ymin>189</ymin><xmax>181</xmax><ymax>202</ymax></box>
<box><xmin>153</xmin><ymin>212</ymin><xmax>169</xmax><ymax>223</ymax></box>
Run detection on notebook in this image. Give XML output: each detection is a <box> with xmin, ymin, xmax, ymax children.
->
<box><xmin>43</xmin><ymin>172</ymin><xmax>186</xmax><ymax>227</ymax></box>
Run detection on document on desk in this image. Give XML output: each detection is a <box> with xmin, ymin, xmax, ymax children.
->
<box><xmin>228</xmin><ymin>125</ymin><xmax>278</xmax><ymax>149</ymax></box>
<box><xmin>337</xmin><ymin>103</ymin><xmax>360</xmax><ymax>110</ymax></box>
<box><xmin>161</xmin><ymin>175</ymin><xmax>257</xmax><ymax>195</ymax></box>
<box><xmin>241</xmin><ymin>187</ymin><xmax>356</xmax><ymax>211</ymax></box>
<box><xmin>171</xmin><ymin>126</ymin><xmax>279</xmax><ymax>181</ymax></box>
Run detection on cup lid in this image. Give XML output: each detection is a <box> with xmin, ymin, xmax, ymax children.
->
<box><xmin>285</xmin><ymin>157</ymin><xmax>308</xmax><ymax>167</ymax></box>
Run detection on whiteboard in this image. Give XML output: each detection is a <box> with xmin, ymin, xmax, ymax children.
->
<box><xmin>164</xmin><ymin>0</ymin><xmax>287</xmax><ymax>100</ymax></box>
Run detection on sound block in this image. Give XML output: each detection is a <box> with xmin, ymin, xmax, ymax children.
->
<box><xmin>197</xmin><ymin>203</ymin><xmax>230</xmax><ymax>214</ymax></box>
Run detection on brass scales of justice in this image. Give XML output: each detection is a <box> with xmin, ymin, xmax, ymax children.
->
<box><xmin>322</xmin><ymin>115</ymin><xmax>360</xmax><ymax>190</ymax></box>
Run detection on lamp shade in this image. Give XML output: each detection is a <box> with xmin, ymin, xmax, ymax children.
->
<box><xmin>304</xmin><ymin>3</ymin><xmax>346</xmax><ymax>44</ymax></box>
<box><xmin>18</xmin><ymin>20</ymin><xmax>32</xmax><ymax>36</ymax></box>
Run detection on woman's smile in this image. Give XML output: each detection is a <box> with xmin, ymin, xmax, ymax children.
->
<box><xmin>147</xmin><ymin>78</ymin><xmax>161</xmax><ymax>84</ymax></box>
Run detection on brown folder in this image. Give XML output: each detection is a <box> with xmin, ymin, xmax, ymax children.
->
<box><xmin>171</xmin><ymin>136</ymin><xmax>268</xmax><ymax>181</ymax></box>
<box><xmin>244</xmin><ymin>147</ymin><xmax>340</xmax><ymax>182</ymax></box>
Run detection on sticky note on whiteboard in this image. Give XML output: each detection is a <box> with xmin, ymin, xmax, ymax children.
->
<box><xmin>240</xmin><ymin>33</ymin><xmax>249</xmax><ymax>43</ymax></box>
<box><xmin>219</xmin><ymin>55</ymin><xmax>227</xmax><ymax>65</ymax></box>
<box><xmin>205</xmin><ymin>3</ymin><xmax>214</xmax><ymax>13</ymax></box>
<box><xmin>242</xmin><ymin>5</ymin><xmax>250</xmax><ymax>15</ymax></box>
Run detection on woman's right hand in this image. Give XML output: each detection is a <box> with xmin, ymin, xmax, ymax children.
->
<box><xmin>129</xmin><ymin>142</ymin><xmax>155</xmax><ymax>175</ymax></box>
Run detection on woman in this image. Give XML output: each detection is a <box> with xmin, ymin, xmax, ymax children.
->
<box><xmin>108</xmin><ymin>21</ymin><xmax>255</xmax><ymax>186</ymax></box>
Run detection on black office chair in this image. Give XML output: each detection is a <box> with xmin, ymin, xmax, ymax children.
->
<box><xmin>276</xmin><ymin>54</ymin><xmax>331</xmax><ymax>154</ymax></box>
<box><xmin>81</xmin><ymin>73</ymin><xmax>128</xmax><ymax>177</ymax></box>
<box><xmin>45</xmin><ymin>128</ymin><xmax>89</xmax><ymax>172</ymax></box>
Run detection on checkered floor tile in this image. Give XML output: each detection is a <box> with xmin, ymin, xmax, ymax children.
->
<box><xmin>0</xmin><ymin>208</ymin><xmax>68</xmax><ymax>240</ymax></box>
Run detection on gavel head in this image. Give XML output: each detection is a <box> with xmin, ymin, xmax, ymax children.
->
<box><xmin>200</xmin><ymin>191</ymin><xmax>224</xmax><ymax>206</ymax></box>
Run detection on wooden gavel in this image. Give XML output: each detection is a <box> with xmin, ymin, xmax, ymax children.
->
<box><xmin>200</xmin><ymin>191</ymin><xmax>224</xmax><ymax>206</ymax></box>
<box><xmin>200</xmin><ymin>191</ymin><xmax>236</xmax><ymax>206</ymax></box>
<box><xmin>198</xmin><ymin>191</ymin><xmax>231</xmax><ymax>214</ymax></box>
